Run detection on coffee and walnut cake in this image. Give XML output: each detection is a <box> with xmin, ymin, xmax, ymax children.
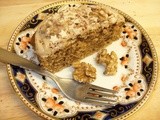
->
<box><xmin>35</xmin><ymin>4</ymin><xmax>125</xmax><ymax>73</ymax></box>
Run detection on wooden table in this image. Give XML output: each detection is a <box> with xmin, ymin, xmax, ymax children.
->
<box><xmin>0</xmin><ymin>0</ymin><xmax>159</xmax><ymax>119</ymax></box>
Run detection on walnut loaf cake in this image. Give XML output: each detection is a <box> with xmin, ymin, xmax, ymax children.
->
<box><xmin>35</xmin><ymin>4</ymin><xmax>125</xmax><ymax>73</ymax></box>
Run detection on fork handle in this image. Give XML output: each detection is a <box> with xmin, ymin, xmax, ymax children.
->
<box><xmin>0</xmin><ymin>48</ymin><xmax>58</xmax><ymax>80</ymax></box>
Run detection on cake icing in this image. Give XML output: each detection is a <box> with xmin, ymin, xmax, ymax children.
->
<box><xmin>35</xmin><ymin>4</ymin><xmax>125</xmax><ymax>58</ymax></box>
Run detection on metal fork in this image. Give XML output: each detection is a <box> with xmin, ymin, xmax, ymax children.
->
<box><xmin>0</xmin><ymin>48</ymin><xmax>118</xmax><ymax>106</ymax></box>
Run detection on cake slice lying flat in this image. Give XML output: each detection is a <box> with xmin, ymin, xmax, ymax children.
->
<box><xmin>35</xmin><ymin>4</ymin><xmax>125</xmax><ymax>73</ymax></box>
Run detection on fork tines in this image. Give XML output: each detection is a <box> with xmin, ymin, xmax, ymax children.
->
<box><xmin>89</xmin><ymin>85</ymin><xmax>117</xmax><ymax>94</ymax></box>
<box><xmin>83</xmin><ymin>84</ymin><xmax>118</xmax><ymax>106</ymax></box>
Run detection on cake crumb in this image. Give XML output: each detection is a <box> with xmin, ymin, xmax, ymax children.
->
<box><xmin>72</xmin><ymin>62</ymin><xmax>96</xmax><ymax>83</ymax></box>
<box><xmin>96</xmin><ymin>49</ymin><xmax>118</xmax><ymax>75</ymax></box>
<box><xmin>113</xmin><ymin>86</ymin><xmax>119</xmax><ymax>91</ymax></box>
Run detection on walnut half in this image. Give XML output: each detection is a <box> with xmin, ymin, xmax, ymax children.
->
<box><xmin>96</xmin><ymin>49</ymin><xmax>118</xmax><ymax>75</ymax></box>
<box><xmin>72</xmin><ymin>62</ymin><xmax>96</xmax><ymax>83</ymax></box>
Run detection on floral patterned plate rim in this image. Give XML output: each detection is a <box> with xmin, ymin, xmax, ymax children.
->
<box><xmin>7</xmin><ymin>0</ymin><xmax>158</xmax><ymax>120</ymax></box>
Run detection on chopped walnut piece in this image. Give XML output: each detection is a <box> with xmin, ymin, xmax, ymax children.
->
<box><xmin>72</xmin><ymin>62</ymin><xmax>96</xmax><ymax>83</ymax></box>
<box><xmin>96</xmin><ymin>49</ymin><xmax>118</xmax><ymax>75</ymax></box>
<box><xmin>113</xmin><ymin>86</ymin><xmax>119</xmax><ymax>91</ymax></box>
<box><xmin>121</xmin><ymin>75</ymin><xmax>129</xmax><ymax>83</ymax></box>
<box><xmin>121</xmin><ymin>40</ymin><xmax>127</xmax><ymax>47</ymax></box>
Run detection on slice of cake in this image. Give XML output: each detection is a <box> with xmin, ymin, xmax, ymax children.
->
<box><xmin>35</xmin><ymin>4</ymin><xmax>125</xmax><ymax>73</ymax></box>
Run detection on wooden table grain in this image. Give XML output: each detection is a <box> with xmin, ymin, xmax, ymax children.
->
<box><xmin>0</xmin><ymin>0</ymin><xmax>159</xmax><ymax>120</ymax></box>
